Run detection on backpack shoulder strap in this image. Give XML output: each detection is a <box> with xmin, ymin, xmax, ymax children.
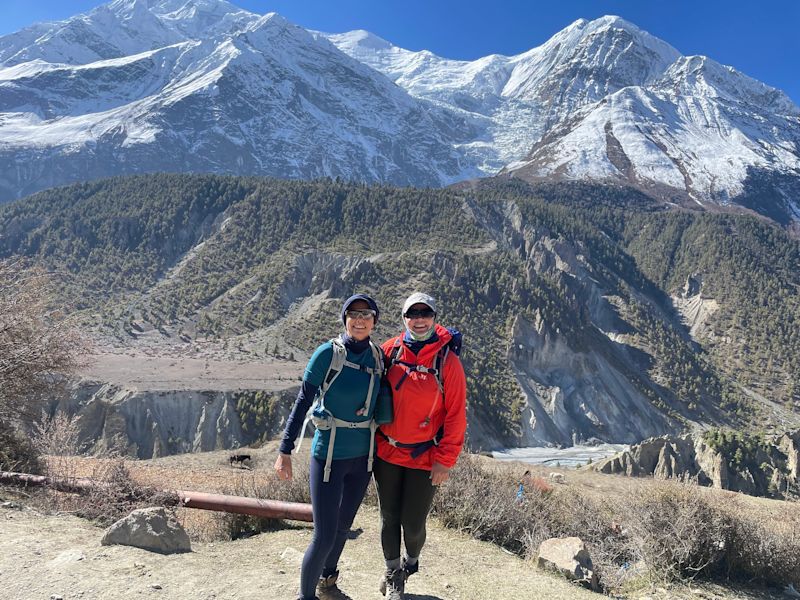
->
<box><xmin>369</xmin><ymin>340</ymin><xmax>384</xmax><ymax>373</ymax></box>
<box><xmin>354</xmin><ymin>340</ymin><xmax>383</xmax><ymax>416</ymax></box>
<box><xmin>296</xmin><ymin>339</ymin><xmax>342</xmax><ymax>456</ymax></box>
<box><xmin>388</xmin><ymin>336</ymin><xmax>403</xmax><ymax>366</ymax></box>
<box><xmin>320</xmin><ymin>338</ymin><xmax>347</xmax><ymax>397</ymax></box>
<box><xmin>434</xmin><ymin>345</ymin><xmax>449</xmax><ymax>394</ymax></box>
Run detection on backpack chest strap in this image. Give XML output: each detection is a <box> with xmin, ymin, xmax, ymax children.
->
<box><xmin>342</xmin><ymin>359</ymin><xmax>381</xmax><ymax>376</ymax></box>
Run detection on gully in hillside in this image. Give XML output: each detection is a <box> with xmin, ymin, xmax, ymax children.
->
<box><xmin>375</xmin><ymin>292</ymin><xmax>468</xmax><ymax>600</ymax></box>
<box><xmin>275</xmin><ymin>293</ymin><xmax>390</xmax><ymax>600</ymax></box>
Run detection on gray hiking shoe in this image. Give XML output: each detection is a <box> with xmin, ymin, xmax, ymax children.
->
<box><xmin>381</xmin><ymin>568</ymin><xmax>406</xmax><ymax>600</ymax></box>
<box><xmin>403</xmin><ymin>559</ymin><xmax>419</xmax><ymax>577</ymax></box>
<box><xmin>317</xmin><ymin>571</ymin><xmax>347</xmax><ymax>600</ymax></box>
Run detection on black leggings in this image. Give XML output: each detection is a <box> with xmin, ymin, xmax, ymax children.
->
<box><xmin>373</xmin><ymin>457</ymin><xmax>436</xmax><ymax>561</ymax></box>
<box><xmin>300</xmin><ymin>455</ymin><xmax>372</xmax><ymax>599</ymax></box>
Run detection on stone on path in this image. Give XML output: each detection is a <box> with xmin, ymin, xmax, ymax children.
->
<box><xmin>536</xmin><ymin>536</ymin><xmax>598</xmax><ymax>590</ymax></box>
<box><xmin>101</xmin><ymin>507</ymin><xmax>191</xmax><ymax>554</ymax></box>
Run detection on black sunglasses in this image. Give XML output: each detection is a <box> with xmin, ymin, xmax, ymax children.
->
<box><xmin>404</xmin><ymin>308</ymin><xmax>435</xmax><ymax>319</ymax></box>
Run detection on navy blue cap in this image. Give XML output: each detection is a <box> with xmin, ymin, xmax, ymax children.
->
<box><xmin>341</xmin><ymin>293</ymin><xmax>380</xmax><ymax>324</ymax></box>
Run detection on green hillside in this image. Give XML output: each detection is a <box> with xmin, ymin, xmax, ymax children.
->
<box><xmin>1</xmin><ymin>174</ymin><xmax>798</xmax><ymax>445</ymax></box>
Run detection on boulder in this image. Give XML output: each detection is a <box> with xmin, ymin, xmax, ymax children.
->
<box><xmin>101</xmin><ymin>507</ymin><xmax>191</xmax><ymax>554</ymax></box>
<box><xmin>537</xmin><ymin>536</ymin><xmax>599</xmax><ymax>590</ymax></box>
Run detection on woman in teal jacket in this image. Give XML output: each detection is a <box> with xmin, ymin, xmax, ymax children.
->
<box><xmin>275</xmin><ymin>293</ymin><xmax>384</xmax><ymax>600</ymax></box>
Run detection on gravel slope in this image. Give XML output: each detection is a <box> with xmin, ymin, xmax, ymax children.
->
<box><xmin>0</xmin><ymin>501</ymin><xmax>602</xmax><ymax>600</ymax></box>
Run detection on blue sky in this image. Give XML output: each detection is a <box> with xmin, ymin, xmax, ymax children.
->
<box><xmin>2</xmin><ymin>0</ymin><xmax>798</xmax><ymax>104</ymax></box>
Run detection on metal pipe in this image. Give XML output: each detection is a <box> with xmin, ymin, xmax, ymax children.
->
<box><xmin>1</xmin><ymin>471</ymin><xmax>103</xmax><ymax>493</ymax></box>
<box><xmin>0</xmin><ymin>471</ymin><xmax>313</xmax><ymax>522</ymax></box>
<box><xmin>177</xmin><ymin>490</ymin><xmax>312</xmax><ymax>521</ymax></box>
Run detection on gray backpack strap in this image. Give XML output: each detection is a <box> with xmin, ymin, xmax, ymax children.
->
<box><xmin>356</xmin><ymin>341</ymin><xmax>383</xmax><ymax>416</ymax></box>
<box><xmin>365</xmin><ymin>341</ymin><xmax>383</xmax><ymax>473</ymax></box>
<box><xmin>417</xmin><ymin>346</ymin><xmax>449</xmax><ymax>430</ymax></box>
<box><xmin>434</xmin><ymin>346</ymin><xmax>448</xmax><ymax>395</ymax></box>
<box><xmin>324</xmin><ymin>419</ymin><xmax>337</xmax><ymax>482</ymax></box>
<box><xmin>368</xmin><ymin>419</ymin><xmax>378</xmax><ymax>473</ymax></box>
<box><xmin>324</xmin><ymin>417</ymin><xmax>373</xmax><ymax>482</ymax></box>
<box><xmin>294</xmin><ymin>339</ymin><xmax>345</xmax><ymax>456</ymax></box>
<box><xmin>321</xmin><ymin>338</ymin><xmax>347</xmax><ymax>395</ymax></box>
<box><xmin>301</xmin><ymin>338</ymin><xmax>384</xmax><ymax>481</ymax></box>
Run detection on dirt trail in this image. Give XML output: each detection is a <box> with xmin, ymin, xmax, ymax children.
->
<box><xmin>0</xmin><ymin>502</ymin><xmax>600</xmax><ymax>600</ymax></box>
<box><xmin>1</xmin><ymin>446</ymin><xmax>786</xmax><ymax>600</ymax></box>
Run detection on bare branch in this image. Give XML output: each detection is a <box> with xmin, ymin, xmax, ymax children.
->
<box><xmin>0</xmin><ymin>260</ymin><xmax>88</xmax><ymax>424</ymax></box>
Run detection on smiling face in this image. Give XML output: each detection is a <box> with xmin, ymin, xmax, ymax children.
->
<box><xmin>403</xmin><ymin>302</ymin><xmax>436</xmax><ymax>337</ymax></box>
<box><xmin>344</xmin><ymin>299</ymin><xmax>376</xmax><ymax>341</ymax></box>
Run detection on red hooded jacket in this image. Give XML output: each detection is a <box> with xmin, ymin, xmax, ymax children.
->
<box><xmin>378</xmin><ymin>324</ymin><xmax>467</xmax><ymax>471</ymax></box>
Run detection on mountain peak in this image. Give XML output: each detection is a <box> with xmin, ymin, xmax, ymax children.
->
<box><xmin>1</xmin><ymin>4</ymin><xmax>798</xmax><ymax>224</ymax></box>
<box><xmin>324</xmin><ymin>29</ymin><xmax>397</xmax><ymax>55</ymax></box>
<box><xmin>338</xmin><ymin>30</ymin><xmax>393</xmax><ymax>50</ymax></box>
<box><xmin>587</xmin><ymin>15</ymin><xmax>643</xmax><ymax>32</ymax></box>
<box><xmin>0</xmin><ymin>0</ymin><xmax>260</xmax><ymax>67</ymax></box>
<box><xmin>560</xmin><ymin>15</ymin><xmax>646</xmax><ymax>38</ymax></box>
<box><xmin>107</xmin><ymin>0</ymin><xmax>242</xmax><ymax>17</ymax></box>
<box><xmin>574</xmin><ymin>15</ymin><xmax>681</xmax><ymax>63</ymax></box>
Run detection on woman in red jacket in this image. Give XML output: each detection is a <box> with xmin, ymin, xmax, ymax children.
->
<box><xmin>375</xmin><ymin>292</ymin><xmax>467</xmax><ymax>600</ymax></box>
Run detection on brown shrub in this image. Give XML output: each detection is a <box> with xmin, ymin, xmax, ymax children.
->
<box><xmin>618</xmin><ymin>481</ymin><xmax>731</xmax><ymax>584</ymax></box>
<box><xmin>0</xmin><ymin>418</ymin><xmax>43</xmax><ymax>474</ymax></box>
<box><xmin>0</xmin><ymin>260</ymin><xmax>86</xmax><ymax>425</ymax></box>
<box><xmin>723</xmin><ymin>503</ymin><xmax>800</xmax><ymax>587</ymax></box>
<box><xmin>432</xmin><ymin>455</ymin><xmax>610</xmax><ymax>557</ymax></box>
<box><xmin>528</xmin><ymin>475</ymin><xmax>554</xmax><ymax>495</ymax></box>
<box><xmin>76</xmin><ymin>458</ymin><xmax>176</xmax><ymax>525</ymax></box>
<box><xmin>432</xmin><ymin>457</ymin><xmax>800</xmax><ymax>594</ymax></box>
<box><xmin>26</xmin><ymin>413</ymin><xmax>171</xmax><ymax>523</ymax></box>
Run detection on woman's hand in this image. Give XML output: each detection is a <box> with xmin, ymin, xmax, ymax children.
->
<box><xmin>430</xmin><ymin>461</ymin><xmax>451</xmax><ymax>486</ymax></box>
<box><xmin>274</xmin><ymin>453</ymin><xmax>293</xmax><ymax>480</ymax></box>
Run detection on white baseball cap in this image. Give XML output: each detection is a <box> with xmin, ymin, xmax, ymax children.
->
<box><xmin>402</xmin><ymin>292</ymin><xmax>437</xmax><ymax>315</ymax></box>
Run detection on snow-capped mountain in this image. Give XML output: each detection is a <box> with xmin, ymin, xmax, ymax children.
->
<box><xmin>0</xmin><ymin>0</ymin><xmax>264</xmax><ymax>70</ymax></box>
<box><xmin>0</xmin><ymin>0</ymin><xmax>474</xmax><ymax>200</ymax></box>
<box><xmin>327</xmin><ymin>16</ymin><xmax>800</xmax><ymax>223</ymax></box>
<box><xmin>1</xmin><ymin>2</ymin><xmax>798</xmax><ymax>224</ymax></box>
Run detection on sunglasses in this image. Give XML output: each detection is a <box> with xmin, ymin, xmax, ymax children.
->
<box><xmin>345</xmin><ymin>309</ymin><xmax>376</xmax><ymax>320</ymax></box>
<box><xmin>404</xmin><ymin>308</ymin><xmax>435</xmax><ymax>319</ymax></box>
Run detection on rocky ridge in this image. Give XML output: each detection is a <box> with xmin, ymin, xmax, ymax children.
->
<box><xmin>593</xmin><ymin>430</ymin><xmax>800</xmax><ymax>499</ymax></box>
<box><xmin>57</xmin><ymin>378</ymin><xmax>297</xmax><ymax>459</ymax></box>
<box><xmin>466</xmin><ymin>198</ymin><xmax>678</xmax><ymax>446</ymax></box>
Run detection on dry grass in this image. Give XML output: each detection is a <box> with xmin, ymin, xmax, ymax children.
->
<box><xmin>13</xmin><ymin>439</ymin><xmax>799</xmax><ymax>596</ymax></box>
<box><xmin>434</xmin><ymin>455</ymin><xmax>800</xmax><ymax>595</ymax></box>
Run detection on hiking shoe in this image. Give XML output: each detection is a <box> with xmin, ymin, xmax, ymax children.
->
<box><xmin>381</xmin><ymin>568</ymin><xmax>406</xmax><ymax>600</ymax></box>
<box><xmin>402</xmin><ymin>559</ymin><xmax>419</xmax><ymax>577</ymax></box>
<box><xmin>317</xmin><ymin>571</ymin><xmax>347</xmax><ymax>600</ymax></box>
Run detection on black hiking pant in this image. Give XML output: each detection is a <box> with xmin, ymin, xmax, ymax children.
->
<box><xmin>373</xmin><ymin>457</ymin><xmax>436</xmax><ymax>561</ymax></box>
<box><xmin>300</xmin><ymin>455</ymin><xmax>372</xmax><ymax>599</ymax></box>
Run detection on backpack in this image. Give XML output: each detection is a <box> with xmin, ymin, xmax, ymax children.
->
<box><xmin>387</xmin><ymin>327</ymin><xmax>462</xmax><ymax>429</ymax></box>
<box><xmin>295</xmin><ymin>336</ymin><xmax>384</xmax><ymax>482</ymax></box>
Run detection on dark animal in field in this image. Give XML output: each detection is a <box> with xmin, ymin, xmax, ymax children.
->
<box><xmin>229</xmin><ymin>453</ymin><xmax>252</xmax><ymax>467</ymax></box>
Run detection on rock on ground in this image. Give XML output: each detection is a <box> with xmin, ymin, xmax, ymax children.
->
<box><xmin>101</xmin><ymin>507</ymin><xmax>191</xmax><ymax>554</ymax></box>
<box><xmin>537</xmin><ymin>536</ymin><xmax>598</xmax><ymax>590</ymax></box>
